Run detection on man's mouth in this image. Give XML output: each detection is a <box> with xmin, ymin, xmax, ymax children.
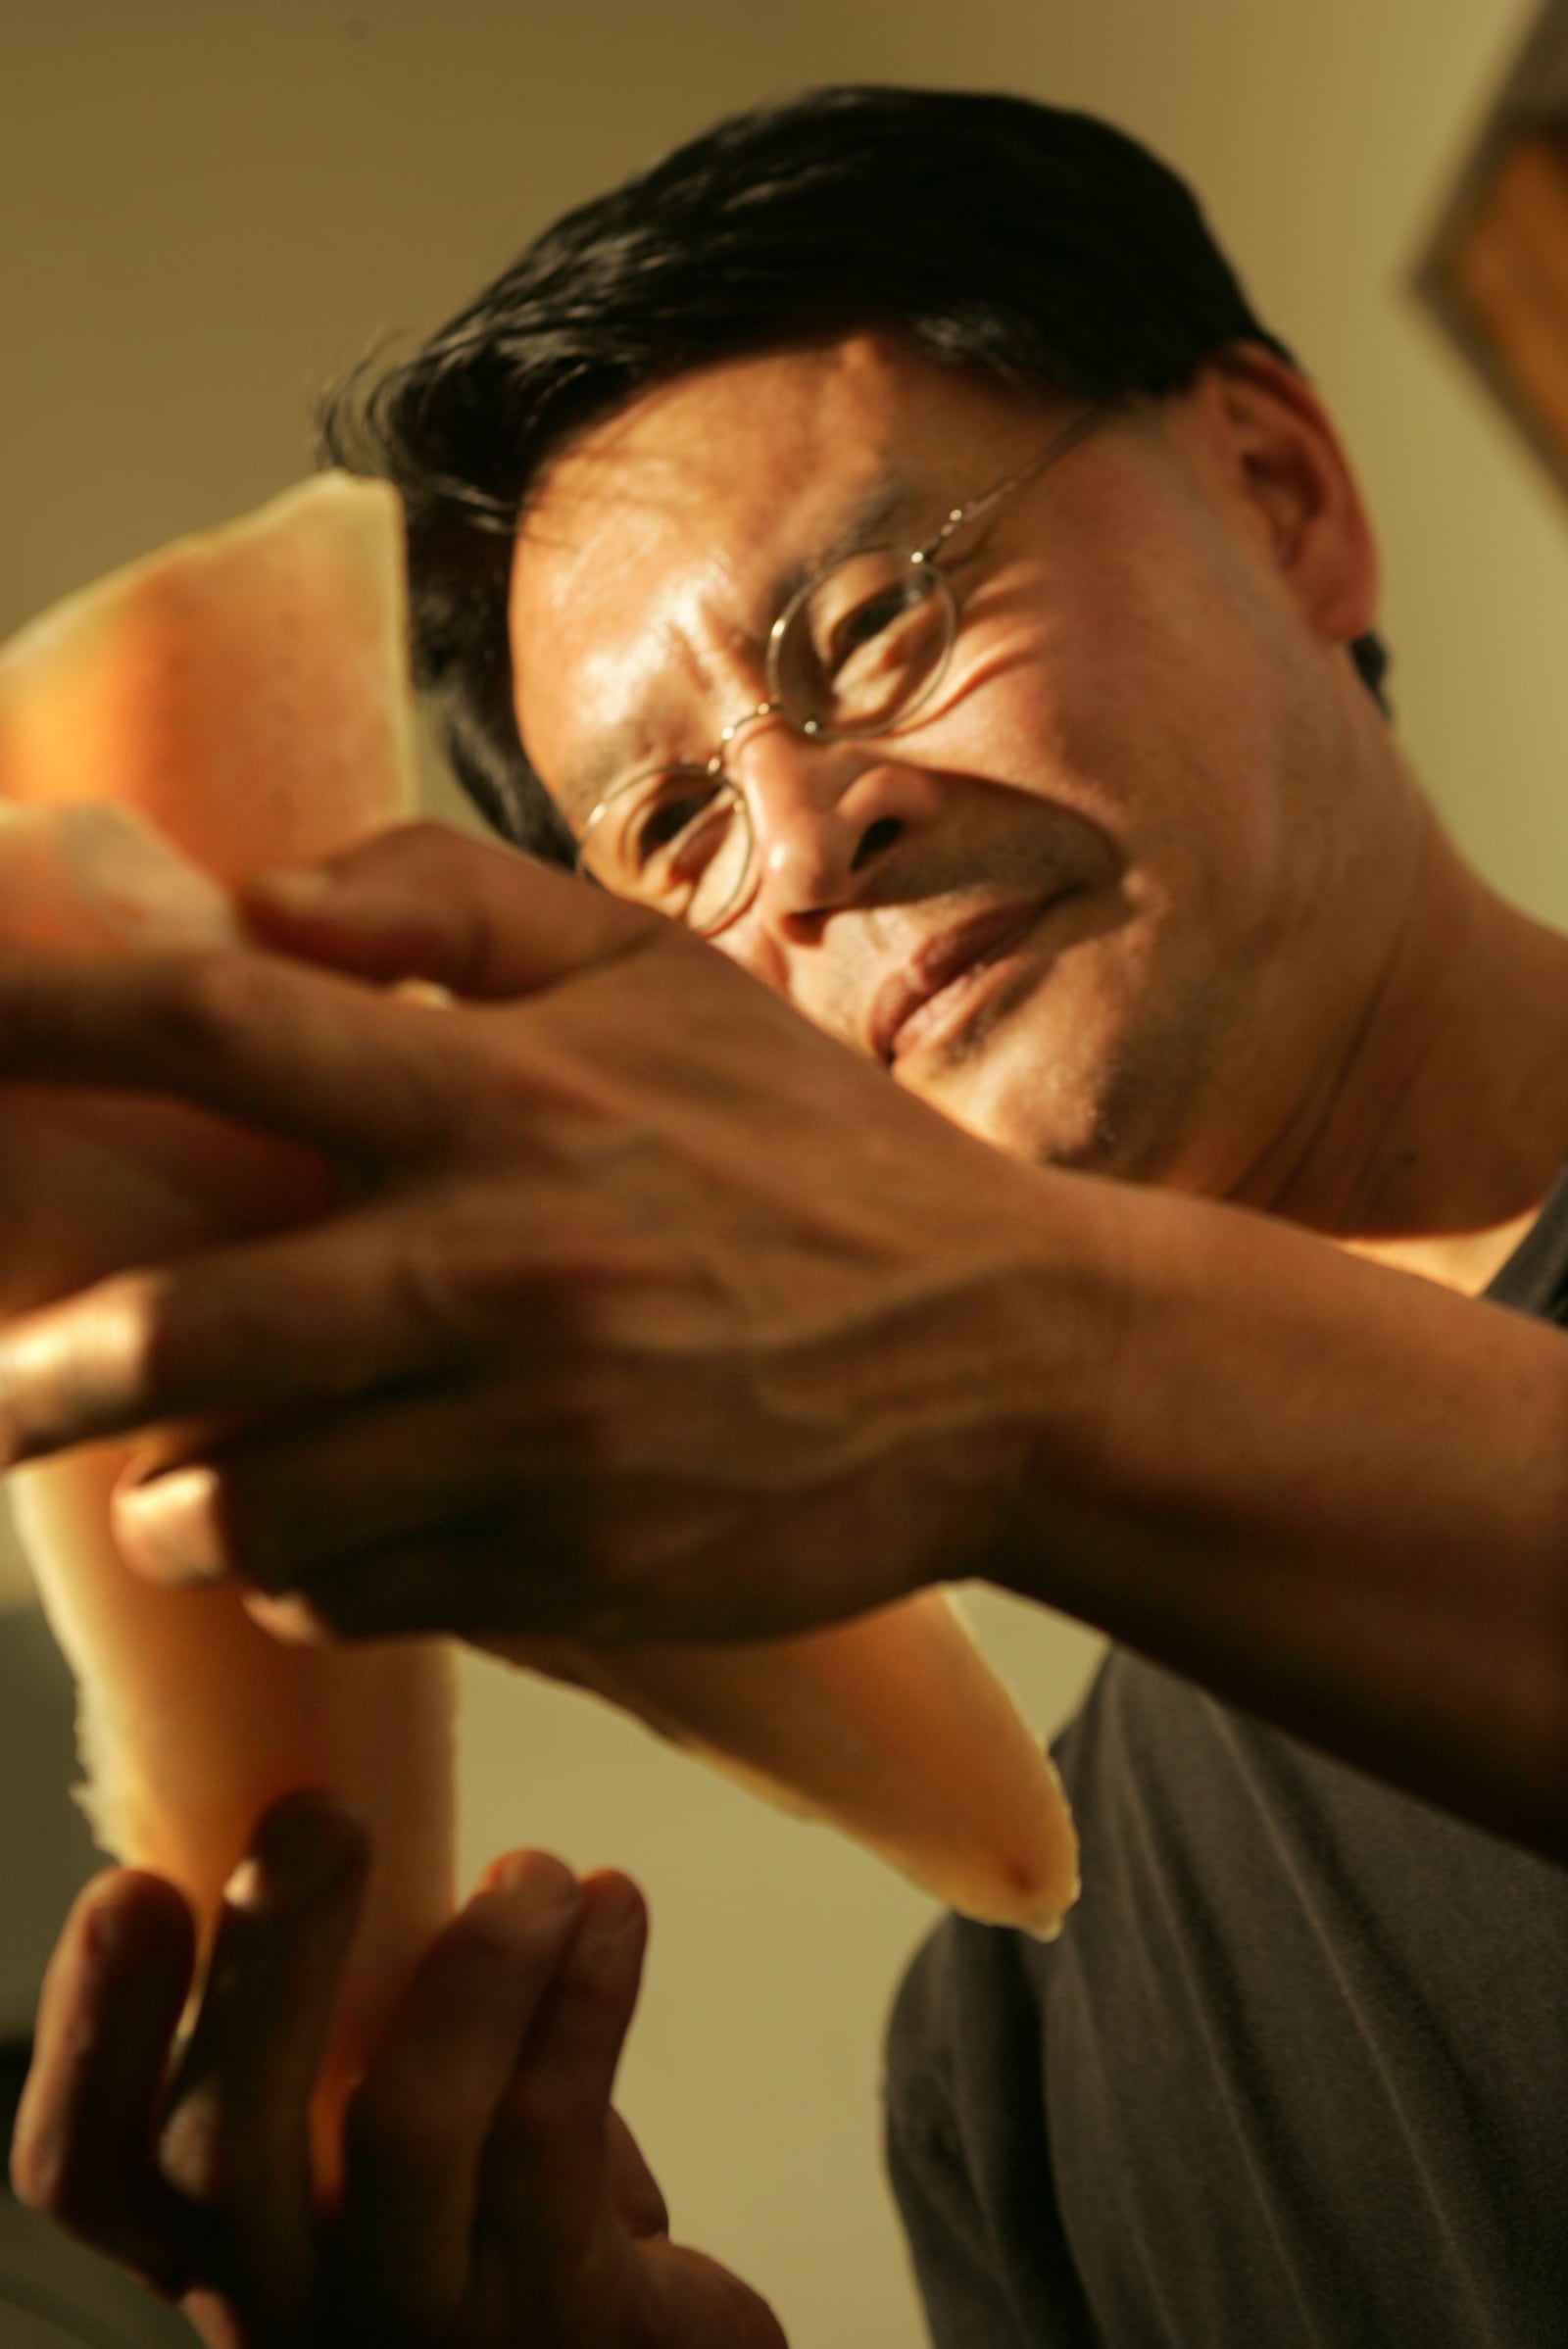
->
<box><xmin>869</xmin><ymin>898</ymin><xmax>1059</xmax><ymax>1067</ymax></box>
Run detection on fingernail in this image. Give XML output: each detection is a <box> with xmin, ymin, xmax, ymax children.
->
<box><xmin>0</xmin><ymin>1293</ymin><xmax>151</xmax><ymax>1462</ymax></box>
<box><xmin>226</xmin><ymin>1798</ymin><xmax>361</xmax><ymax>1909</ymax></box>
<box><xmin>480</xmin><ymin>1850</ymin><xmax>580</xmax><ymax>1910</ymax></box>
<box><xmin>114</xmin><ymin>1467</ymin><xmax>225</xmax><ymax>1586</ymax></box>
<box><xmin>573</xmin><ymin>1876</ymin><xmax>643</xmax><ymax>1952</ymax></box>
<box><xmin>81</xmin><ymin>1880</ymin><xmax>131</xmax><ymax>1960</ymax></box>
<box><xmin>0</xmin><ymin>1323</ymin><xmax>70</xmax><ymax>1463</ymax></box>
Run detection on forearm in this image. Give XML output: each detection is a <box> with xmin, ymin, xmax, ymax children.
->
<box><xmin>982</xmin><ymin>1181</ymin><xmax>1568</xmax><ymax>1858</ymax></box>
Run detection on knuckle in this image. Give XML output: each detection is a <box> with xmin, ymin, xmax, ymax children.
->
<box><xmin>240</xmin><ymin>1588</ymin><xmax>342</xmax><ymax>1645</ymax></box>
<box><xmin>362</xmin><ymin>815</ymin><xmax>453</xmax><ymax>872</ymax></box>
<box><xmin>384</xmin><ymin>1229</ymin><xmax>495</xmax><ymax>1352</ymax></box>
<box><xmin>20</xmin><ymin>2166</ymin><xmax>116</xmax><ymax>2251</ymax></box>
<box><xmin>151</xmin><ymin>948</ymin><xmax>273</xmax><ymax>1064</ymax></box>
<box><xmin>381</xmin><ymin>1213</ymin><xmax>583</xmax><ymax>1361</ymax></box>
<box><xmin>93</xmin><ymin>1263</ymin><xmax>252</xmax><ymax>1423</ymax></box>
<box><xmin>381</xmin><ymin>816</ymin><xmax>453</xmax><ymax>861</ymax></box>
<box><xmin>157</xmin><ymin>2081</ymin><xmax>289</xmax><ymax>2211</ymax></box>
<box><xmin>8</xmin><ymin>2118</ymin><xmax>65</xmax><ymax>2219</ymax></box>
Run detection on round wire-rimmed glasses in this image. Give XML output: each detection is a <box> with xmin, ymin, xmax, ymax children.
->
<box><xmin>574</xmin><ymin>402</ymin><xmax>1112</xmax><ymax>936</ymax></box>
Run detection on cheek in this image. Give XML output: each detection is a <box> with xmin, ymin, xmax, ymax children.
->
<box><xmin>1035</xmin><ymin>551</ymin><xmax>1324</xmax><ymax>934</ymax></box>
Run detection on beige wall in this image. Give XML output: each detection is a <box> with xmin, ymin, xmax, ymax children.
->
<box><xmin>1</xmin><ymin>4</ymin><xmax>1561</xmax><ymax>2343</ymax></box>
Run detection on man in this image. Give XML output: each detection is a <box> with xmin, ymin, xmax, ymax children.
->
<box><xmin>6</xmin><ymin>86</ymin><xmax>1567</xmax><ymax>2347</ymax></box>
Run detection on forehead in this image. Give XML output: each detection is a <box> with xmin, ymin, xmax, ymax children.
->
<box><xmin>507</xmin><ymin>334</ymin><xmax>1064</xmax><ymax>809</ymax></box>
<box><xmin>522</xmin><ymin>330</ymin><xmax>1049</xmax><ymax>528</ymax></box>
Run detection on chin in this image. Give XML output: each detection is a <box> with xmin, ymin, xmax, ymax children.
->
<box><xmin>910</xmin><ymin>998</ymin><xmax>1218</xmax><ymax>1189</ymax></box>
<box><xmin>908</xmin><ymin>1043</ymin><xmax>1125</xmax><ymax>1172</ymax></box>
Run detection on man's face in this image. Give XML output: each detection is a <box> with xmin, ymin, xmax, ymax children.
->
<box><xmin>508</xmin><ymin>334</ymin><xmax>1385</xmax><ymax>1195</ymax></box>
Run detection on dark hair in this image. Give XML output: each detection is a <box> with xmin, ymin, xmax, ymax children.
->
<box><xmin>319</xmin><ymin>84</ymin><xmax>1391</xmax><ymax>860</ymax></box>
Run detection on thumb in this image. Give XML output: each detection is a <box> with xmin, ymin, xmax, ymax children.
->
<box><xmin>240</xmin><ymin>819</ymin><xmax>663</xmax><ymax>999</ymax></box>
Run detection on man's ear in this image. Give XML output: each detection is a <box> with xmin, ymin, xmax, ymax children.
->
<box><xmin>1196</xmin><ymin>342</ymin><xmax>1381</xmax><ymax>654</ymax></box>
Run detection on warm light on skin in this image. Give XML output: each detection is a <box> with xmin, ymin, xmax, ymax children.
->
<box><xmin>509</xmin><ymin>333</ymin><xmax>1568</xmax><ymax>1269</ymax></box>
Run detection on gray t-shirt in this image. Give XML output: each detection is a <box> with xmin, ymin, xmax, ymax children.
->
<box><xmin>885</xmin><ymin>1178</ymin><xmax>1568</xmax><ymax>2346</ymax></box>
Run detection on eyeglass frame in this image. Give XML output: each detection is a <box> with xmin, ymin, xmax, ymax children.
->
<box><xmin>572</xmin><ymin>398</ymin><xmax>1115</xmax><ymax>935</ymax></box>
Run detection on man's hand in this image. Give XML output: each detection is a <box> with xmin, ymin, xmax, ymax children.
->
<box><xmin>3</xmin><ymin>824</ymin><xmax>1565</xmax><ymax>1851</ymax></box>
<box><xmin>0</xmin><ymin>822</ymin><xmax>1093</xmax><ymax>1644</ymax></box>
<box><xmin>10</xmin><ymin>1791</ymin><xmax>785</xmax><ymax>2349</ymax></box>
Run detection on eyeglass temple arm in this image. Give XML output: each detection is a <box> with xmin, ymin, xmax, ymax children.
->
<box><xmin>919</xmin><ymin>401</ymin><xmax>1118</xmax><ymax>561</ymax></box>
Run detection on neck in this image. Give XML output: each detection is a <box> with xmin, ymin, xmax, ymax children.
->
<box><xmin>1244</xmin><ymin>803</ymin><xmax>1568</xmax><ymax>1297</ymax></box>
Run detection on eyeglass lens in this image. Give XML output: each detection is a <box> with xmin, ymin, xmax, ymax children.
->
<box><xmin>769</xmin><ymin>549</ymin><xmax>956</xmax><ymax>734</ymax></box>
<box><xmin>581</xmin><ymin>552</ymin><xmax>955</xmax><ymax>934</ymax></box>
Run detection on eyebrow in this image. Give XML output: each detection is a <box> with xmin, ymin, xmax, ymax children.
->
<box><xmin>545</xmin><ymin>463</ymin><xmax>933</xmax><ymax>826</ymax></box>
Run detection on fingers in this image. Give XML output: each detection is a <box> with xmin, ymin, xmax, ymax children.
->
<box><xmin>470</xmin><ymin>1880</ymin><xmax>792</xmax><ymax>2349</ymax></box>
<box><xmin>640</xmin><ymin>2241</ymin><xmax>792</xmax><ymax>2349</ymax></box>
<box><xmin>0</xmin><ymin>934</ymin><xmax>452</xmax><ymax>1159</ymax></box>
<box><xmin>0</xmin><ymin>1194</ymin><xmax>477</xmax><ymax>1467</ymax></box>
<box><xmin>17</xmin><ymin>1796</ymin><xmax>372</xmax><ymax>2339</ymax></box>
<box><xmin>106</xmin><ymin>1360</ymin><xmax>610</xmax><ymax>1612</ymax></box>
<box><xmin>11</xmin><ymin>1871</ymin><xmax>197</xmax><ymax>2296</ymax></box>
<box><xmin>603</xmin><ymin>2105</ymin><xmax>672</xmax><ymax>2241</ymax></box>
<box><xmin>228</xmin><ymin>1512</ymin><xmax>617</xmax><ymax>1647</ymax></box>
<box><xmin>109</xmin><ymin>1376</ymin><xmax>538</xmax><ymax>1598</ymax></box>
<box><xmin>0</xmin><ymin>826</ymin><xmax>668</xmax><ymax>1174</ymax></box>
<box><xmin>241</xmin><ymin>819</ymin><xmax>662</xmax><ymax>998</ymax></box>
<box><xmin>483</xmin><ymin>1870</ymin><xmax>650</xmax><ymax>2268</ymax></box>
<box><xmin>331</xmin><ymin>1851</ymin><xmax>585</xmax><ymax>2340</ymax></box>
<box><xmin>155</xmin><ymin>1793</ymin><xmax>368</xmax><ymax>2326</ymax></box>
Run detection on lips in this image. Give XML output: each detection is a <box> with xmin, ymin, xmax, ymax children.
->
<box><xmin>868</xmin><ymin>899</ymin><xmax>1054</xmax><ymax>1065</ymax></box>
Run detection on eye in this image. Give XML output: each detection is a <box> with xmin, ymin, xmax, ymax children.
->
<box><xmin>811</xmin><ymin>570</ymin><xmax>925</xmax><ymax>677</ymax></box>
<box><xmin>824</xmin><ymin>582</ymin><xmax>919</xmax><ymax>672</ymax></box>
<box><xmin>625</xmin><ymin>772</ymin><xmax>732</xmax><ymax>877</ymax></box>
<box><xmin>778</xmin><ymin>554</ymin><xmax>951</xmax><ymax>733</ymax></box>
<box><xmin>633</xmin><ymin>790</ymin><xmax>708</xmax><ymax>861</ymax></box>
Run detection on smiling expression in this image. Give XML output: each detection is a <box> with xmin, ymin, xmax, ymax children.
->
<box><xmin>507</xmin><ymin>332</ymin><xmax>1395</xmax><ymax>1197</ymax></box>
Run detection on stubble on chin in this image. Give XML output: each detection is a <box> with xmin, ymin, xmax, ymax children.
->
<box><xmin>917</xmin><ymin>962</ymin><xmax>1250</xmax><ymax>1195</ymax></box>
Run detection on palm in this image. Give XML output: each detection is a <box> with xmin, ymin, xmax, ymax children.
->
<box><xmin>13</xmin><ymin>1804</ymin><xmax>786</xmax><ymax>2349</ymax></box>
<box><xmin>451</xmin><ymin>2107</ymin><xmax>781</xmax><ymax>2349</ymax></box>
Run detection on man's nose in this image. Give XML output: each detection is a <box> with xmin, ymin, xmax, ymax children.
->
<box><xmin>731</xmin><ymin>716</ymin><xmax>938</xmax><ymax>924</ymax></box>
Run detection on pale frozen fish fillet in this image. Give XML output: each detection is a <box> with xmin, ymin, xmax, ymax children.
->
<box><xmin>0</xmin><ymin>480</ymin><xmax>456</xmax><ymax>2177</ymax></box>
<box><xmin>0</xmin><ymin>479</ymin><xmax>1079</xmax><ymax>2156</ymax></box>
<box><xmin>508</xmin><ymin>1620</ymin><xmax>1079</xmax><ymax>1933</ymax></box>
